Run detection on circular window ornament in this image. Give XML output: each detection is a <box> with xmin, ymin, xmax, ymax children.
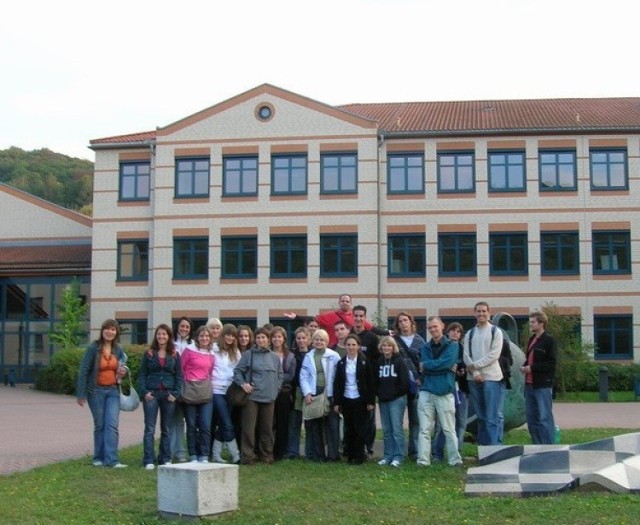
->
<box><xmin>255</xmin><ymin>103</ymin><xmax>274</xmax><ymax>122</ymax></box>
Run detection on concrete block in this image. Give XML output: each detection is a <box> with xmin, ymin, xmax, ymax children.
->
<box><xmin>157</xmin><ymin>463</ymin><xmax>238</xmax><ymax>518</ymax></box>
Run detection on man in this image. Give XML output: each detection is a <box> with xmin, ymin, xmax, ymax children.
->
<box><xmin>463</xmin><ymin>301</ymin><xmax>504</xmax><ymax>446</ymax></box>
<box><xmin>332</xmin><ymin>320</ymin><xmax>351</xmax><ymax>358</ymax></box>
<box><xmin>416</xmin><ymin>316</ymin><xmax>462</xmax><ymax>467</ymax></box>
<box><xmin>284</xmin><ymin>294</ymin><xmax>375</xmax><ymax>347</ymax></box>
<box><xmin>520</xmin><ymin>311</ymin><xmax>557</xmax><ymax>444</ymax></box>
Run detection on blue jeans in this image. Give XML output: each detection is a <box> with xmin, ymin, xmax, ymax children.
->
<box><xmin>142</xmin><ymin>390</ymin><xmax>176</xmax><ymax>465</ymax></box>
<box><xmin>211</xmin><ymin>393</ymin><xmax>235</xmax><ymax>442</ymax></box>
<box><xmin>170</xmin><ymin>402</ymin><xmax>187</xmax><ymax>460</ymax></box>
<box><xmin>287</xmin><ymin>409</ymin><xmax>312</xmax><ymax>458</ymax></box>
<box><xmin>379</xmin><ymin>396</ymin><xmax>406</xmax><ymax>463</ymax></box>
<box><xmin>87</xmin><ymin>386</ymin><xmax>121</xmax><ymax>466</ymax></box>
<box><xmin>184</xmin><ymin>399</ymin><xmax>213</xmax><ymax>461</ymax></box>
<box><xmin>525</xmin><ymin>385</ymin><xmax>555</xmax><ymax>444</ymax></box>
<box><xmin>406</xmin><ymin>395</ymin><xmax>419</xmax><ymax>458</ymax></box>
<box><xmin>468</xmin><ymin>380</ymin><xmax>504</xmax><ymax>446</ymax></box>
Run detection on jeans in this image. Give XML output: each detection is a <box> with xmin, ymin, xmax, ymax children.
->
<box><xmin>417</xmin><ymin>391</ymin><xmax>461</xmax><ymax>466</ymax></box>
<box><xmin>211</xmin><ymin>394</ymin><xmax>235</xmax><ymax>442</ymax></box>
<box><xmin>433</xmin><ymin>390</ymin><xmax>469</xmax><ymax>458</ymax></box>
<box><xmin>525</xmin><ymin>385</ymin><xmax>555</xmax><ymax>444</ymax></box>
<box><xmin>142</xmin><ymin>390</ymin><xmax>176</xmax><ymax>465</ymax></box>
<box><xmin>287</xmin><ymin>409</ymin><xmax>312</xmax><ymax>459</ymax></box>
<box><xmin>379</xmin><ymin>396</ymin><xmax>406</xmax><ymax>463</ymax></box>
<box><xmin>184</xmin><ymin>399</ymin><xmax>214</xmax><ymax>461</ymax></box>
<box><xmin>468</xmin><ymin>380</ymin><xmax>505</xmax><ymax>446</ymax></box>
<box><xmin>87</xmin><ymin>386</ymin><xmax>121</xmax><ymax>466</ymax></box>
<box><xmin>406</xmin><ymin>395</ymin><xmax>419</xmax><ymax>458</ymax></box>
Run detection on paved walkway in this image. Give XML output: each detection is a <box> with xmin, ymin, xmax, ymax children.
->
<box><xmin>1</xmin><ymin>384</ymin><xmax>640</xmax><ymax>476</ymax></box>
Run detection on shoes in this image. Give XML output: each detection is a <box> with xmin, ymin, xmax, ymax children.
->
<box><xmin>92</xmin><ymin>460</ymin><xmax>103</xmax><ymax>467</ymax></box>
<box><xmin>451</xmin><ymin>461</ymin><xmax>464</xmax><ymax>467</ymax></box>
<box><xmin>416</xmin><ymin>460</ymin><xmax>430</xmax><ymax>467</ymax></box>
<box><xmin>378</xmin><ymin>459</ymin><xmax>389</xmax><ymax>466</ymax></box>
<box><xmin>198</xmin><ymin>458</ymin><xmax>209</xmax><ymax>464</ymax></box>
<box><xmin>391</xmin><ymin>460</ymin><xmax>401</xmax><ymax>468</ymax></box>
<box><xmin>144</xmin><ymin>464</ymin><xmax>155</xmax><ymax>470</ymax></box>
<box><xmin>112</xmin><ymin>463</ymin><xmax>128</xmax><ymax>469</ymax></box>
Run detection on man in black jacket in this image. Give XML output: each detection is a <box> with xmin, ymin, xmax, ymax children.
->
<box><xmin>520</xmin><ymin>311</ymin><xmax>557</xmax><ymax>444</ymax></box>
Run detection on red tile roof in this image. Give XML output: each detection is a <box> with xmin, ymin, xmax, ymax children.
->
<box><xmin>0</xmin><ymin>245</ymin><xmax>91</xmax><ymax>276</ymax></box>
<box><xmin>89</xmin><ymin>97</ymin><xmax>640</xmax><ymax>147</ymax></box>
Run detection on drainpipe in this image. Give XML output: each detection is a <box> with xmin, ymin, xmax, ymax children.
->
<box><xmin>376</xmin><ymin>132</ymin><xmax>385</xmax><ymax>322</ymax></box>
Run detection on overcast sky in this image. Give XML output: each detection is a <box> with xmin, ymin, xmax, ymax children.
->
<box><xmin>1</xmin><ymin>0</ymin><xmax>638</xmax><ymax>161</ymax></box>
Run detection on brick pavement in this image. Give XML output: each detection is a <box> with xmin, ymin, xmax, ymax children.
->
<box><xmin>1</xmin><ymin>384</ymin><xmax>639</xmax><ymax>476</ymax></box>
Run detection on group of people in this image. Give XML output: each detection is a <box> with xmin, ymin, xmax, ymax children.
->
<box><xmin>75</xmin><ymin>295</ymin><xmax>557</xmax><ymax>469</ymax></box>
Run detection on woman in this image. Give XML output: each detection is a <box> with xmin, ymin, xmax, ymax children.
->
<box><xmin>393</xmin><ymin>312</ymin><xmax>425</xmax><ymax>460</ymax></box>
<box><xmin>76</xmin><ymin>319</ymin><xmax>128</xmax><ymax>468</ymax></box>
<box><xmin>286</xmin><ymin>326</ymin><xmax>312</xmax><ymax>459</ymax></box>
<box><xmin>270</xmin><ymin>326</ymin><xmax>296</xmax><ymax>460</ymax></box>
<box><xmin>376</xmin><ymin>336</ymin><xmax>410</xmax><ymax>467</ymax></box>
<box><xmin>232</xmin><ymin>326</ymin><xmax>282</xmax><ymax>465</ymax></box>
<box><xmin>237</xmin><ymin>325</ymin><xmax>254</xmax><ymax>354</ymax></box>
<box><xmin>299</xmin><ymin>329</ymin><xmax>341</xmax><ymax>462</ymax></box>
<box><xmin>170</xmin><ymin>316</ymin><xmax>194</xmax><ymax>462</ymax></box>
<box><xmin>333</xmin><ymin>334</ymin><xmax>375</xmax><ymax>465</ymax></box>
<box><xmin>138</xmin><ymin>324</ymin><xmax>183</xmax><ymax>470</ymax></box>
<box><xmin>181</xmin><ymin>325</ymin><xmax>215</xmax><ymax>463</ymax></box>
<box><xmin>210</xmin><ymin>324</ymin><xmax>241</xmax><ymax>464</ymax></box>
<box><xmin>206</xmin><ymin>317</ymin><xmax>223</xmax><ymax>345</ymax></box>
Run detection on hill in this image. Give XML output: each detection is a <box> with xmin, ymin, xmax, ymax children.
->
<box><xmin>0</xmin><ymin>147</ymin><xmax>93</xmax><ymax>213</ymax></box>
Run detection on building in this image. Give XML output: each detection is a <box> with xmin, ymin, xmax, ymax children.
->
<box><xmin>89</xmin><ymin>84</ymin><xmax>639</xmax><ymax>361</ymax></box>
<box><xmin>0</xmin><ymin>183</ymin><xmax>91</xmax><ymax>381</ymax></box>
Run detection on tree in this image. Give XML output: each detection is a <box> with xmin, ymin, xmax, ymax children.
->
<box><xmin>49</xmin><ymin>278</ymin><xmax>89</xmax><ymax>352</ymax></box>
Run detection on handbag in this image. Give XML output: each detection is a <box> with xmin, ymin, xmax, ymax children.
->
<box><xmin>302</xmin><ymin>392</ymin><xmax>330</xmax><ymax>421</ymax></box>
<box><xmin>226</xmin><ymin>350</ymin><xmax>253</xmax><ymax>407</ymax></box>
<box><xmin>181</xmin><ymin>379</ymin><xmax>213</xmax><ymax>404</ymax></box>
<box><xmin>119</xmin><ymin>366</ymin><xmax>140</xmax><ymax>412</ymax></box>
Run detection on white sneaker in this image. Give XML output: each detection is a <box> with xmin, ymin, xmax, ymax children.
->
<box><xmin>391</xmin><ymin>460</ymin><xmax>401</xmax><ymax>468</ymax></box>
<box><xmin>198</xmin><ymin>458</ymin><xmax>209</xmax><ymax>464</ymax></box>
<box><xmin>92</xmin><ymin>460</ymin><xmax>103</xmax><ymax>467</ymax></box>
<box><xmin>144</xmin><ymin>464</ymin><xmax>155</xmax><ymax>470</ymax></box>
<box><xmin>377</xmin><ymin>459</ymin><xmax>389</xmax><ymax>466</ymax></box>
<box><xmin>112</xmin><ymin>463</ymin><xmax>128</xmax><ymax>469</ymax></box>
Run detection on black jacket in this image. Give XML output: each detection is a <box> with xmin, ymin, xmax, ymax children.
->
<box><xmin>375</xmin><ymin>353</ymin><xmax>409</xmax><ymax>402</ymax></box>
<box><xmin>526</xmin><ymin>331</ymin><xmax>557</xmax><ymax>389</ymax></box>
<box><xmin>333</xmin><ymin>352</ymin><xmax>375</xmax><ymax>407</ymax></box>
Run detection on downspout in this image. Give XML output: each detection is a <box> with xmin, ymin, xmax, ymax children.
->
<box><xmin>145</xmin><ymin>138</ymin><xmax>156</xmax><ymax>332</ymax></box>
<box><xmin>376</xmin><ymin>132</ymin><xmax>385</xmax><ymax>323</ymax></box>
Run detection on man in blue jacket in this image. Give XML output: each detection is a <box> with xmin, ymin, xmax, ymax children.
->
<box><xmin>416</xmin><ymin>316</ymin><xmax>463</xmax><ymax>467</ymax></box>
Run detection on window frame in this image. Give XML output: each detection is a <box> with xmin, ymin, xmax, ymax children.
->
<box><xmin>438</xmin><ymin>233</ymin><xmax>477</xmax><ymax>277</ymax></box>
<box><xmin>319</xmin><ymin>234</ymin><xmax>358</xmax><ymax>277</ymax></box>
<box><xmin>387</xmin><ymin>234</ymin><xmax>426</xmax><ymax>277</ymax></box>
<box><xmin>539</xmin><ymin>150</ymin><xmax>577</xmax><ymax>191</ymax></box>
<box><xmin>437</xmin><ymin>151</ymin><xmax>475</xmax><ymax>194</ymax></box>
<box><xmin>116</xmin><ymin>319</ymin><xmax>148</xmax><ymax>345</ymax></box>
<box><xmin>175</xmin><ymin>157</ymin><xmax>210</xmax><ymax>198</ymax></box>
<box><xmin>489</xmin><ymin>232</ymin><xmax>528</xmax><ymax>276</ymax></box>
<box><xmin>269</xmin><ymin>235</ymin><xmax>307</xmax><ymax>278</ymax></box>
<box><xmin>387</xmin><ymin>153</ymin><xmax>425</xmax><ymax>195</ymax></box>
<box><xmin>320</xmin><ymin>152</ymin><xmax>358</xmax><ymax>194</ymax></box>
<box><xmin>221</xmin><ymin>236</ymin><xmax>258</xmax><ymax>279</ymax></box>
<box><xmin>589</xmin><ymin>148</ymin><xmax>628</xmax><ymax>190</ymax></box>
<box><xmin>488</xmin><ymin>150</ymin><xmax>526</xmax><ymax>192</ymax></box>
<box><xmin>592</xmin><ymin>230</ymin><xmax>631</xmax><ymax>275</ymax></box>
<box><xmin>271</xmin><ymin>154</ymin><xmax>308</xmax><ymax>196</ymax></box>
<box><xmin>594</xmin><ymin>314</ymin><xmax>633</xmax><ymax>360</ymax></box>
<box><xmin>119</xmin><ymin>161</ymin><xmax>150</xmax><ymax>202</ymax></box>
<box><xmin>116</xmin><ymin>239</ymin><xmax>149</xmax><ymax>281</ymax></box>
<box><xmin>222</xmin><ymin>155</ymin><xmax>259</xmax><ymax>197</ymax></box>
<box><xmin>173</xmin><ymin>236</ymin><xmax>209</xmax><ymax>279</ymax></box>
<box><xmin>540</xmin><ymin>231</ymin><xmax>580</xmax><ymax>275</ymax></box>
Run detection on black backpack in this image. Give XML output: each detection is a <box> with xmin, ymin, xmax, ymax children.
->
<box><xmin>468</xmin><ymin>325</ymin><xmax>513</xmax><ymax>389</ymax></box>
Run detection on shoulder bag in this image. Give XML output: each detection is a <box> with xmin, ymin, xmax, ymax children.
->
<box><xmin>302</xmin><ymin>391</ymin><xmax>330</xmax><ymax>421</ymax></box>
<box><xmin>181</xmin><ymin>379</ymin><xmax>213</xmax><ymax>404</ymax></box>
<box><xmin>226</xmin><ymin>350</ymin><xmax>253</xmax><ymax>407</ymax></box>
<box><xmin>119</xmin><ymin>366</ymin><xmax>140</xmax><ymax>412</ymax></box>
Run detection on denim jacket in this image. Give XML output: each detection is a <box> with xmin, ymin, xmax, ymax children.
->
<box><xmin>76</xmin><ymin>342</ymin><xmax>127</xmax><ymax>400</ymax></box>
<box><xmin>137</xmin><ymin>350</ymin><xmax>183</xmax><ymax>399</ymax></box>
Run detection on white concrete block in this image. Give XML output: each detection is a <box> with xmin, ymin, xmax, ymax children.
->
<box><xmin>157</xmin><ymin>463</ymin><xmax>238</xmax><ymax>517</ymax></box>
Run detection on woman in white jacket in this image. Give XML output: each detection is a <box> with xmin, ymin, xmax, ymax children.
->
<box><xmin>299</xmin><ymin>329</ymin><xmax>341</xmax><ymax>461</ymax></box>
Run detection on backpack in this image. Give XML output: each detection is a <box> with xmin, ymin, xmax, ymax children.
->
<box><xmin>468</xmin><ymin>325</ymin><xmax>513</xmax><ymax>389</ymax></box>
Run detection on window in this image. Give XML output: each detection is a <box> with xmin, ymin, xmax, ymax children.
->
<box><xmin>119</xmin><ymin>162</ymin><xmax>150</xmax><ymax>201</ymax></box>
<box><xmin>321</xmin><ymin>153</ymin><xmax>357</xmax><ymax>194</ymax></box>
<box><xmin>117</xmin><ymin>240</ymin><xmax>149</xmax><ymax>281</ymax></box>
<box><xmin>438</xmin><ymin>152</ymin><xmax>474</xmax><ymax>193</ymax></box>
<box><xmin>387</xmin><ymin>154</ymin><xmax>424</xmax><ymax>194</ymax></box>
<box><xmin>594</xmin><ymin>315</ymin><xmax>633</xmax><ymax>359</ymax></box>
<box><xmin>541</xmin><ymin>232</ymin><xmax>579</xmax><ymax>275</ymax></box>
<box><xmin>488</xmin><ymin>151</ymin><xmax>525</xmax><ymax>191</ymax></box>
<box><xmin>223</xmin><ymin>156</ymin><xmax>258</xmax><ymax>196</ymax></box>
<box><xmin>320</xmin><ymin>235</ymin><xmax>357</xmax><ymax>276</ymax></box>
<box><xmin>270</xmin><ymin>236</ymin><xmax>307</xmax><ymax>277</ymax></box>
<box><xmin>388</xmin><ymin>234</ymin><xmax>425</xmax><ymax>276</ymax></box>
<box><xmin>438</xmin><ymin>233</ymin><xmax>476</xmax><ymax>276</ymax></box>
<box><xmin>592</xmin><ymin>231</ymin><xmax>631</xmax><ymax>274</ymax></box>
<box><xmin>539</xmin><ymin>150</ymin><xmax>577</xmax><ymax>191</ymax></box>
<box><xmin>271</xmin><ymin>155</ymin><xmax>307</xmax><ymax>195</ymax></box>
<box><xmin>117</xmin><ymin>320</ymin><xmax>148</xmax><ymax>345</ymax></box>
<box><xmin>173</xmin><ymin>237</ymin><xmax>209</xmax><ymax>279</ymax></box>
<box><xmin>175</xmin><ymin>157</ymin><xmax>210</xmax><ymax>198</ymax></box>
<box><xmin>221</xmin><ymin>237</ymin><xmax>257</xmax><ymax>278</ymax></box>
<box><xmin>489</xmin><ymin>233</ymin><xmax>528</xmax><ymax>275</ymax></box>
<box><xmin>590</xmin><ymin>149</ymin><xmax>627</xmax><ymax>190</ymax></box>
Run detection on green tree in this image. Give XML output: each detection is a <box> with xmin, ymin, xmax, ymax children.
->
<box><xmin>49</xmin><ymin>279</ymin><xmax>89</xmax><ymax>352</ymax></box>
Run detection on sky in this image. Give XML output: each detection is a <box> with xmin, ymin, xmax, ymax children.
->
<box><xmin>1</xmin><ymin>0</ymin><xmax>638</xmax><ymax>161</ymax></box>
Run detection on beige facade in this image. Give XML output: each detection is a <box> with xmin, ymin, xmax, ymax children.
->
<box><xmin>90</xmin><ymin>85</ymin><xmax>640</xmax><ymax>361</ymax></box>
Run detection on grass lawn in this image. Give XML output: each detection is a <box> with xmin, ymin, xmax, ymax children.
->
<box><xmin>1</xmin><ymin>428</ymin><xmax>639</xmax><ymax>524</ymax></box>
<box><xmin>555</xmin><ymin>390</ymin><xmax>637</xmax><ymax>403</ymax></box>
